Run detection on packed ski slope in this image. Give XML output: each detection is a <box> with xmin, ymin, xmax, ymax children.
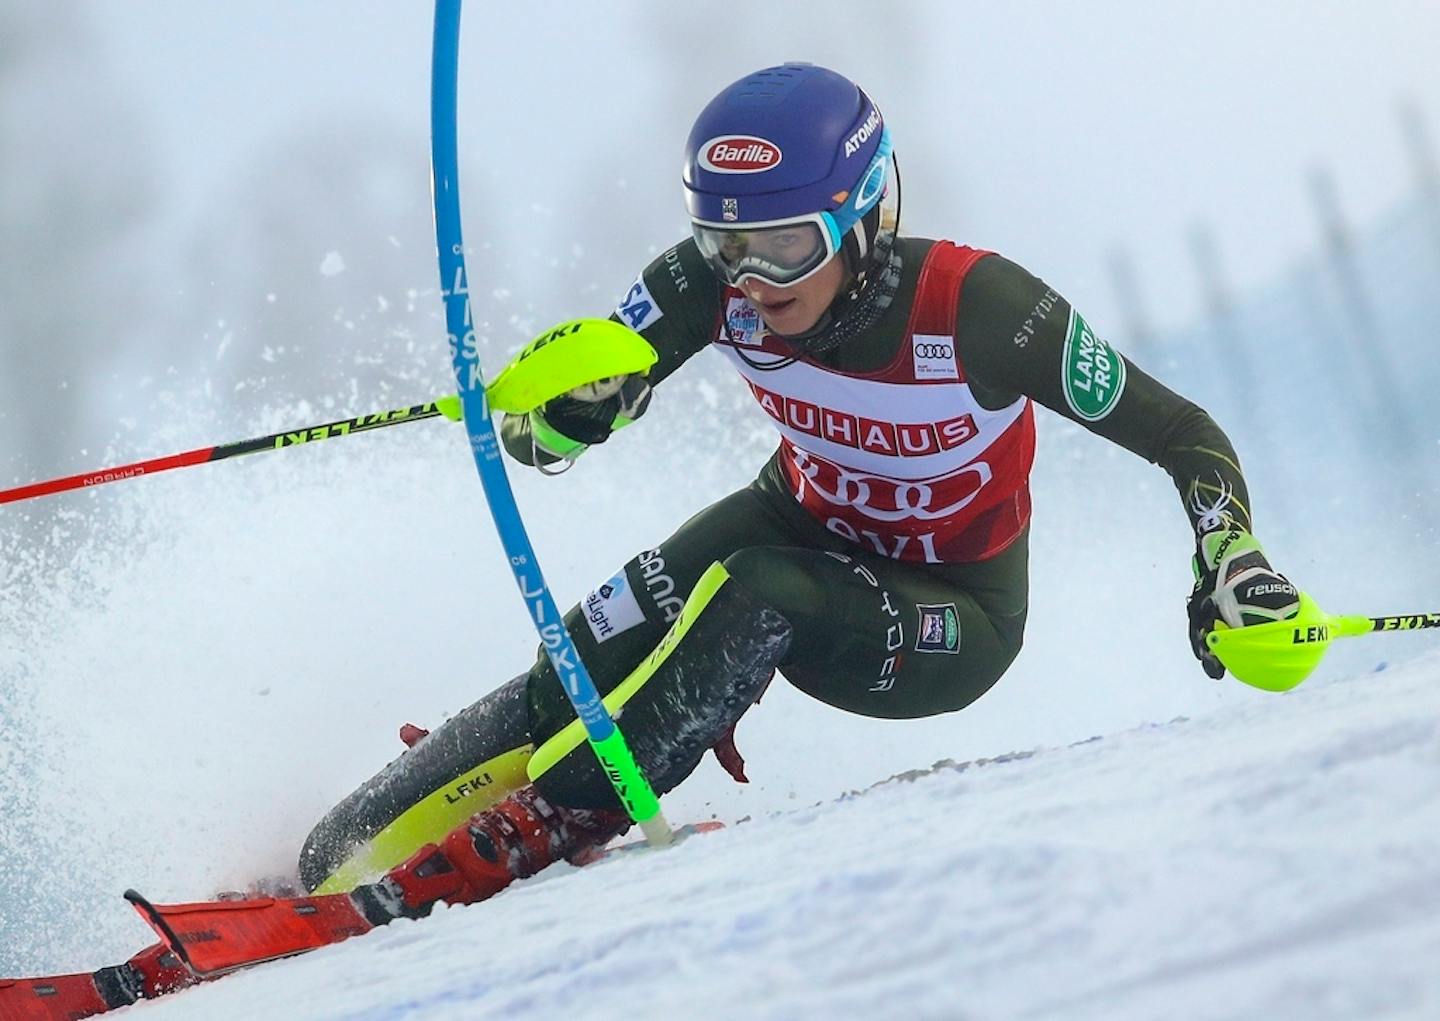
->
<box><xmin>114</xmin><ymin>650</ymin><xmax>1438</xmax><ymax>1020</ymax></box>
<box><xmin>2</xmin><ymin>366</ymin><xmax>1438</xmax><ymax>1018</ymax></box>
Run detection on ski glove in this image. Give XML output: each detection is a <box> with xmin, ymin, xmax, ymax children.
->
<box><xmin>1187</xmin><ymin>525</ymin><xmax>1300</xmax><ymax>678</ymax></box>
<box><xmin>529</xmin><ymin>373</ymin><xmax>652</xmax><ymax>461</ymax></box>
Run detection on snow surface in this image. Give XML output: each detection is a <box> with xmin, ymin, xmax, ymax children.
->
<box><xmin>2</xmin><ymin>341</ymin><xmax>1438</xmax><ymax>1018</ymax></box>
<box><xmin>125</xmin><ymin>651</ymin><xmax>1440</xmax><ymax>1020</ymax></box>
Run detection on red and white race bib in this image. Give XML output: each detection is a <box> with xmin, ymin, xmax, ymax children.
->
<box><xmin>713</xmin><ymin>243</ymin><xmax>1034</xmax><ymax>563</ymax></box>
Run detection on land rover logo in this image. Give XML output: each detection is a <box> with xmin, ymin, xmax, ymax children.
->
<box><xmin>1062</xmin><ymin>308</ymin><xmax>1126</xmax><ymax>421</ymax></box>
<box><xmin>914</xmin><ymin>603</ymin><xmax>960</xmax><ymax>654</ymax></box>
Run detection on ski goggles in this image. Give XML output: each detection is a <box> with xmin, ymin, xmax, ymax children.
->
<box><xmin>691</xmin><ymin>130</ymin><xmax>895</xmax><ymax>289</ymax></box>
<box><xmin>691</xmin><ymin>212</ymin><xmax>842</xmax><ymax>289</ymax></box>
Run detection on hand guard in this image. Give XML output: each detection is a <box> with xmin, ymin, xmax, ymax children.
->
<box><xmin>1187</xmin><ymin>525</ymin><xmax>1300</xmax><ymax>679</ymax></box>
<box><xmin>529</xmin><ymin>373</ymin><xmax>652</xmax><ymax>461</ymax></box>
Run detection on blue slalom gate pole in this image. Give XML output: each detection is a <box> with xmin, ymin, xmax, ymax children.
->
<box><xmin>428</xmin><ymin>0</ymin><xmax>671</xmax><ymax>844</ymax></box>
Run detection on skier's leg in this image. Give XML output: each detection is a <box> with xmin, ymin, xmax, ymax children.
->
<box><xmin>519</xmin><ymin>480</ymin><xmax>840</xmax><ymax>807</ymax></box>
<box><xmin>304</xmin><ymin>483</ymin><xmax>805</xmax><ymax>893</ymax></box>
<box><xmin>298</xmin><ymin>675</ymin><xmax>536</xmax><ymax>892</ymax></box>
<box><xmin>357</xmin><ymin>501</ymin><xmax>1024</xmax><ymax>911</ymax></box>
<box><xmin>369</xmin><ymin>534</ymin><xmax>1025</xmax><ymax>912</ymax></box>
<box><xmin>522</xmin><ymin>483</ymin><xmax>816</xmax><ymax>746</ymax></box>
<box><xmin>722</xmin><ymin>534</ymin><xmax>1030</xmax><ymax>719</ymax></box>
<box><xmin>373</xmin><ymin>555</ymin><xmax>794</xmax><ymax>911</ymax></box>
<box><xmin>513</xmin><ymin>484</ymin><xmax>1027</xmax><ymax>800</ymax></box>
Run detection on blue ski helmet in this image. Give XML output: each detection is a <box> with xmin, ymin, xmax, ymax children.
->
<box><xmin>684</xmin><ymin>63</ymin><xmax>900</xmax><ymax>297</ymax></box>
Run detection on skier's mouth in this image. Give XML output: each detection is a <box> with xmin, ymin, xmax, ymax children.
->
<box><xmin>755</xmin><ymin>296</ymin><xmax>797</xmax><ymax>315</ymax></box>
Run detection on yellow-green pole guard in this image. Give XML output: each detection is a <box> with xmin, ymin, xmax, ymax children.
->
<box><xmin>392</xmin><ymin>321</ymin><xmax>656</xmax><ymax>425</ymax></box>
<box><xmin>1206</xmin><ymin>591</ymin><xmax>1334</xmax><ymax>691</ymax></box>
<box><xmin>485</xmin><ymin>319</ymin><xmax>657</xmax><ymax>414</ymax></box>
<box><xmin>1205</xmin><ymin>591</ymin><xmax>1428</xmax><ymax>692</ymax></box>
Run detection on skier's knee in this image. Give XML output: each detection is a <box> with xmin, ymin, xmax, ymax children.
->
<box><xmin>722</xmin><ymin>546</ymin><xmax>825</xmax><ymax>616</ymax></box>
<box><xmin>529</xmin><ymin>561</ymin><xmax>792</xmax><ymax>810</ymax></box>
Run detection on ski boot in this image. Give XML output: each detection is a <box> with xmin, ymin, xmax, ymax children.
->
<box><xmin>353</xmin><ymin>785</ymin><xmax>628</xmax><ymax>921</ymax></box>
<box><xmin>80</xmin><ymin>941</ymin><xmax>197</xmax><ymax>1011</ymax></box>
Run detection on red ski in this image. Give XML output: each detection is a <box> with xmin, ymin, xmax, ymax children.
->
<box><xmin>0</xmin><ymin>972</ymin><xmax>116</xmax><ymax>1021</ymax></box>
<box><xmin>124</xmin><ymin>889</ymin><xmax>379</xmax><ymax>979</ymax></box>
<box><xmin>0</xmin><ymin>817</ymin><xmax>727</xmax><ymax>1020</ymax></box>
<box><xmin>0</xmin><ymin>943</ymin><xmax>193</xmax><ymax>1021</ymax></box>
<box><xmin>125</xmin><ymin>820</ymin><xmax>725</xmax><ymax>979</ymax></box>
<box><xmin>0</xmin><ymin>886</ymin><xmax>391</xmax><ymax>1018</ymax></box>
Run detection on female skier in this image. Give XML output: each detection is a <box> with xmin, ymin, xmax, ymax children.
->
<box><xmin>300</xmin><ymin>62</ymin><xmax>1300</xmax><ymax>919</ymax></box>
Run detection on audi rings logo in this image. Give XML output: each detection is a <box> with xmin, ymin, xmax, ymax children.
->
<box><xmin>911</xmin><ymin>333</ymin><xmax>960</xmax><ymax>381</ymax></box>
<box><xmin>789</xmin><ymin>448</ymin><xmax>995</xmax><ymax>523</ymax></box>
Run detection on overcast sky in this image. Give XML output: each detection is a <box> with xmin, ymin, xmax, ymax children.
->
<box><xmin>84</xmin><ymin>0</ymin><xmax>1440</xmax><ymax>341</ymax></box>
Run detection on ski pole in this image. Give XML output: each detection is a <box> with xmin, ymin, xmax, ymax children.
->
<box><xmin>1207</xmin><ymin>594</ymin><xmax>1440</xmax><ymax>692</ymax></box>
<box><xmin>0</xmin><ymin>398</ymin><xmax>462</xmax><ymax>506</ymax></box>
<box><xmin>1344</xmin><ymin>612</ymin><xmax>1440</xmax><ymax>633</ymax></box>
<box><xmin>430</xmin><ymin>0</ymin><xmax>672</xmax><ymax>846</ymax></box>
<box><xmin>0</xmin><ymin>321</ymin><xmax>654</xmax><ymax>508</ymax></box>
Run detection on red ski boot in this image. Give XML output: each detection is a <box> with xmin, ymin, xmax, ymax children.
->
<box><xmin>352</xmin><ymin>786</ymin><xmax>628</xmax><ymax>922</ymax></box>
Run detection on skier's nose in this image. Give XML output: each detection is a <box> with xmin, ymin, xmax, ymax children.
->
<box><xmin>743</xmin><ymin>279</ymin><xmax>780</xmax><ymax>304</ymax></box>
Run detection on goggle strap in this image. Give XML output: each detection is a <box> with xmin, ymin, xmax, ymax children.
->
<box><xmin>820</xmin><ymin>212</ymin><xmax>843</xmax><ymax>253</ymax></box>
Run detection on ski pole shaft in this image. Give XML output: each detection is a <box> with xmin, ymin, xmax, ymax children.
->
<box><xmin>0</xmin><ymin>398</ymin><xmax>462</xmax><ymax>507</ymax></box>
<box><xmin>431</xmin><ymin>0</ymin><xmax>671</xmax><ymax>846</ymax></box>
<box><xmin>1332</xmin><ymin>612</ymin><xmax>1440</xmax><ymax>638</ymax></box>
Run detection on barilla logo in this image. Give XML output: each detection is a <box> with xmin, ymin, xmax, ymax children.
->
<box><xmin>844</xmin><ymin>107</ymin><xmax>883</xmax><ymax>157</ymax></box>
<box><xmin>700</xmin><ymin>135</ymin><xmax>782</xmax><ymax>174</ymax></box>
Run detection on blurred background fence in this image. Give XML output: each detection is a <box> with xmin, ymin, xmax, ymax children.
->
<box><xmin>1107</xmin><ymin>99</ymin><xmax>1440</xmax><ymax>567</ymax></box>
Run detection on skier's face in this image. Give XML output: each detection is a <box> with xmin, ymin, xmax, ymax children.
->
<box><xmin>740</xmin><ymin>255</ymin><xmax>848</xmax><ymax>337</ymax></box>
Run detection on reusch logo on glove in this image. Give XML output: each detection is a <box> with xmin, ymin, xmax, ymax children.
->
<box><xmin>700</xmin><ymin>136</ymin><xmax>783</xmax><ymax>174</ymax></box>
<box><xmin>1246</xmin><ymin>581</ymin><xmax>1297</xmax><ymax>598</ymax></box>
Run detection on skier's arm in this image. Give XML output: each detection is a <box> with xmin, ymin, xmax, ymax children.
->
<box><xmin>501</xmin><ymin>240</ymin><xmax>721</xmax><ymax>467</ymax></box>
<box><xmin>956</xmin><ymin>254</ymin><xmax>1300</xmax><ymax>677</ymax></box>
<box><xmin>954</xmin><ymin>254</ymin><xmax>1252</xmax><ymax>532</ymax></box>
